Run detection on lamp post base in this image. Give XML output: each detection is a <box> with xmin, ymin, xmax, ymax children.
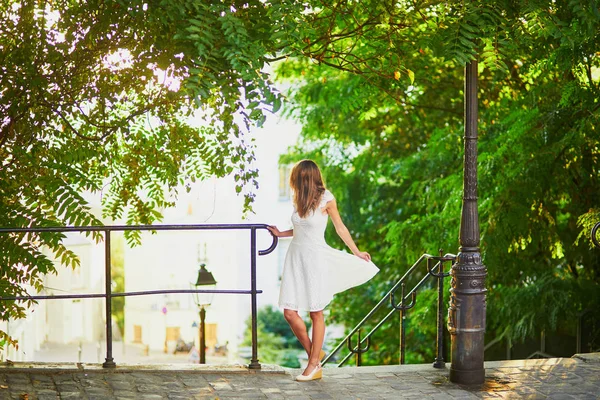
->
<box><xmin>449</xmin><ymin>366</ymin><xmax>485</xmax><ymax>385</ymax></box>
<box><xmin>248</xmin><ymin>361</ymin><xmax>261</xmax><ymax>370</ymax></box>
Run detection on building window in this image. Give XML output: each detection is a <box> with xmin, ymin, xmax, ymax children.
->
<box><xmin>279</xmin><ymin>164</ymin><xmax>292</xmax><ymax>200</ymax></box>
<box><xmin>133</xmin><ymin>325</ymin><xmax>142</xmax><ymax>343</ymax></box>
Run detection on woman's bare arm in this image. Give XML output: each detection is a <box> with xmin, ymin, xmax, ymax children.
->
<box><xmin>267</xmin><ymin>226</ymin><xmax>293</xmax><ymax>238</ymax></box>
<box><xmin>323</xmin><ymin>200</ymin><xmax>371</xmax><ymax>262</ymax></box>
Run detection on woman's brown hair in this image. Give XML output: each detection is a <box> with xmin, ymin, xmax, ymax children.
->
<box><xmin>289</xmin><ymin>160</ymin><xmax>326</xmax><ymax>218</ymax></box>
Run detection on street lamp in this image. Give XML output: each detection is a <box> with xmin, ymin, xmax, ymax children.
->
<box><xmin>192</xmin><ymin>263</ymin><xmax>216</xmax><ymax>364</ymax></box>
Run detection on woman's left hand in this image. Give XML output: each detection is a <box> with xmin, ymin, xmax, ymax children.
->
<box><xmin>355</xmin><ymin>251</ymin><xmax>371</xmax><ymax>262</ymax></box>
<box><xmin>267</xmin><ymin>225</ymin><xmax>282</xmax><ymax>237</ymax></box>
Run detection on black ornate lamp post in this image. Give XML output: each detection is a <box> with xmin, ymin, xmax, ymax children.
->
<box><xmin>448</xmin><ymin>60</ymin><xmax>487</xmax><ymax>385</ymax></box>
<box><xmin>192</xmin><ymin>263</ymin><xmax>217</xmax><ymax>364</ymax></box>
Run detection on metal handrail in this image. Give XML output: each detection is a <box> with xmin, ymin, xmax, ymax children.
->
<box><xmin>323</xmin><ymin>252</ymin><xmax>455</xmax><ymax>368</ymax></box>
<box><xmin>0</xmin><ymin>223</ymin><xmax>278</xmax><ymax>369</ymax></box>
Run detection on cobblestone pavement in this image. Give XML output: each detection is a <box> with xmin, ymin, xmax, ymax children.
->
<box><xmin>0</xmin><ymin>353</ymin><xmax>598</xmax><ymax>399</ymax></box>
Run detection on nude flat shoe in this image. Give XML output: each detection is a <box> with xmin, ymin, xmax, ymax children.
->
<box><xmin>296</xmin><ymin>364</ymin><xmax>322</xmax><ymax>382</ymax></box>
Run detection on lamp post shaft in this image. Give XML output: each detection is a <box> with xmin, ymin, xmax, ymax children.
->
<box><xmin>448</xmin><ymin>60</ymin><xmax>487</xmax><ymax>385</ymax></box>
<box><xmin>199</xmin><ymin>306</ymin><xmax>206</xmax><ymax>364</ymax></box>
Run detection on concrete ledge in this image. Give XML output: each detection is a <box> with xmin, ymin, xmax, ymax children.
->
<box><xmin>293</xmin><ymin>352</ymin><xmax>600</xmax><ymax>376</ymax></box>
<box><xmin>317</xmin><ymin>362</ymin><xmax>448</xmax><ymax>375</ymax></box>
<box><xmin>572</xmin><ymin>352</ymin><xmax>600</xmax><ymax>363</ymax></box>
<box><xmin>1</xmin><ymin>352</ymin><xmax>598</xmax><ymax>375</ymax></box>
<box><xmin>0</xmin><ymin>361</ymin><xmax>286</xmax><ymax>374</ymax></box>
<box><xmin>484</xmin><ymin>356</ymin><xmax>570</xmax><ymax>369</ymax></box>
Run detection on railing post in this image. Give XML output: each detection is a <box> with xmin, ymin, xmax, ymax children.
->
<box><xmin>390</xmin><ymin>282</ymin><xmax>416</xmax><ymax>365</ymax></box>
<box><xmin>400</xmin><ymin>307</ymin><xmax>406</xmax><ymax>365</ymax></box>
<box><xmin>449</xmin><ymin>60</ymin><xmax>486</xmax><ymax>385</ymax></box>
<box><xmin>102</xmin><ymin>229</ymin><xmax>116</xmax><ymax>368</ymax></box>
<box><xmin>357</xmin><ymin>329</ymin><xmax>362</xmax><ymax>366</ymax></box>
<box><xmin>433</xmin><ymin>258</ymin><xmax>446</xmax><ymax>368</ymax></box>
<box><xmin>248</xmin><ymin>228</ymin><xmax>261</xmax><ymax>369</ymax></box>
<box><xmin>346</xmin><ymin>329</ymin><xmax>370</xmax><ymax>366</ymax></box>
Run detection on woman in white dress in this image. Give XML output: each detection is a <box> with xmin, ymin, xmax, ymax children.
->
<box><xmin>267</xmin><ymin>160</ymin><xmax>379</xmax><ymax>381</ymax></box>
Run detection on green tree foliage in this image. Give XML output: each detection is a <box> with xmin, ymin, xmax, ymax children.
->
<box><xmin>0</xmin><ymin>0</ymin><xmax>296</xmax><ymax>347</ymax></box>
<box><xmin>277</xmin><ymin>0</ymin><xmax>600</xmax><ymax>363</ymax></box>
<box><xmin>241</xmin><ymin>305</ymin><xmax>303</xmax><ymax>368</ymax></box>
<box><xmin>1</xmin><ymin>0</ymin><xmax>598</xmax><ymax>361</ymax></box>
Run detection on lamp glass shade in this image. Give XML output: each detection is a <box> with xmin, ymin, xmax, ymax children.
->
<box><xmin>193</xmin><ymin>263</ymin><xmax>217</xmax><ymax>307</ymax></box>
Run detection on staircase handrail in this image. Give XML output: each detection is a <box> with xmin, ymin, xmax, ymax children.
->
<box><xmin>322</xmin><ymin>252</ymin><xmax>456</xmax><ymax>367</ymax></box>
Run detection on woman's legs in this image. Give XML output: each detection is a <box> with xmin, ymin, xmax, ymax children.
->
<box><xmin>304</xmin><ymin>310</ymin><xmax>325</xmax><ymax>375</ymax></box>
<box><xmin>283</xmin><ymin>309</ymin><xmax>312</xmax><ymax>357</ymax></box>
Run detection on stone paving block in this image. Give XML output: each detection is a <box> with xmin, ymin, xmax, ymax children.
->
<box><xmin>34</xmin><ymin>389</ymin><xmax>58</xmax><ymax>396</ymax></box>
<box><xmin>79</xmin><ymin>378</ymin><xmax>110</xmax><ymax>389</ymax></box>
<box><xmin>515</xmin><ymin>394</ymin><xmax>548</xmax><ymax>400</ymax></box>
<box><xmin>104</xmin><ymin>374</ymin><xmax>131</xmax><ymax>382</ymax></box>
<box><xmin>264</xmin><ymin>394</ymin><xmax>285</xmax><ymax>400</ymax></box>
<box><xmin>107</xmin><ymin>380</ymin><xmax>134</xmax><ymax>391</ymax></box>
<box><xmin>164</xmin><ymin>390</ymin><xmax>190</xmax><ymax>398</ymax></box>
<box><xmin>163</xmin><ymin>381</ymin><xmax>186</xmax><ymax>391</ymax></box>
<box><xmin>196</xmin><ymin>374</ymin><xmax>224</xmax><ymax>381</ymax></box>
<box><xmin>260</xmin><ymin>388</ymin><xmax>281</xmax><ymax>394</ymax></box>
<box><xmin>209</xmin><ymin>381</ymin><xmax>234</xmax><ymax>391</ymax></box>
<box><xmin>374</xmin><ymin>373</ymin><xmax>396</xmax><ymax>378</ymax></box>
<box><xmin>130</xmin><ymin>373</ymin><xmax>161</xmax><ymax>384</ymax></box>
<box><xmin>128</xmin><ymin>394</ymin><xmax>164</xmax><ymax>400</ymax></box>
<box><xmin>55</xmin><ymin>392</ymin><xmax>82</xmax><ymax>399</ymax></box>
<box><xmin>180</xmin><ymin>378</ymin><xmax>210</xmax><ymax>388</ymax></box>
<box><xmin>168</xmin><ymin>395</ymin><xmax>194</xmax><ymax>400</ymax></box>
<box><xmin>352</xmin><ymin>397</ymin><xmax>383</xmax><ymax>400</ymax></box>
<box><xmin>5</xmin><ymin>374</ymin><xmax>30</xmax><ymax>384</ymax></box>
<box><xmin>328</xmin><ymin>374</ymin><xmax>353</xmax><ymax>379</ymax></box>
<box><xmin>306</xmin><ymin>393</ymin><xmax>333</xmax><ymax>399</ymax></box>
<box><xmin>565</xmin><ymin>395</ymin><xmax>597</xmax><ymax>400</ymax></box>
<box><xmin>50</xmin><ymin>375</ymin><xmax>74</xmax><ymax>384</ymax></box>
<box><xmin>30</xmin><ymin>375</ymin><xmax>53</xmax><ymax>384</ymax></box>
<box><xmin>86</xmin><ymin>395</ymin><xmax>114</xmax><ymax>400</ymax></box>
<box><xmin>546</xmin><ymin>394</ymin><xmax>578</xmax><ymax>400</ymax></box>
<box><xmin>8</xmin><ymin>387</ymin><xmax>34</xmax><ymax>398</ymax></box>
<box><xmin>187</xmin><ymin>387</ymin><xmax>214</xmax><ymax>396</ymax></box>
<box><xmin>136</xmin><ymin>383</ymin><xmax>167</xmax><ymax>393</ymax></box>
<box><xmin>31</xmin><ymin>381</ymin><xmax>55</xmax><ymax>390</ymax></box>
<box><xmin>111</xmin><ymin>391</ymin><xmax>140</xmax><ymax>399</ymax></box>
<box><xmin>218</xmin><ymin>392</ymin><xmax>267</xmax><ymax>399</ymax></box>
<box><xmin>453</xmin><ymin>393</ymin><xmax>482</xmax><ymax>399</ymax></box>
<box><xmin>84</xmin><ymin>388</ymin><xmax>112</xmax><ymax>397</ymax></box>
<box><xmin>290</xmin><ymin>388</ymin><xmax>318</xmax><ymax>396</ymax></box>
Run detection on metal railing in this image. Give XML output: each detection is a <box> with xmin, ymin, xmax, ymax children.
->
<box><xmin>323</xmin><ymin>251</ymin><xmax>456</xmax><ymax>368</ymax></box>
<box><xmin>0</xmin><ymin>224</ymin><xmax>278</xmax><ymax>369</ymax></box>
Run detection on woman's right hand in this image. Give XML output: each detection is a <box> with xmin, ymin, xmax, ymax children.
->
<box><xmin>267</xmin><ymin>225</ymin><xmax>282</xmax><ymax>237</ymax></box>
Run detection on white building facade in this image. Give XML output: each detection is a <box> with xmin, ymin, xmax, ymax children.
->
<box><xmin>122</xmin><ymin>117</ymin><xmax>299</xmax><ymax>362</ymax></box>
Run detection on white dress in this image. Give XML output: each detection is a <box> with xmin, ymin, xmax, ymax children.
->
<box><xmin>278</xmin><ymin>190</ymin><xmax>380</xmax><ymax>312</ymax></box>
